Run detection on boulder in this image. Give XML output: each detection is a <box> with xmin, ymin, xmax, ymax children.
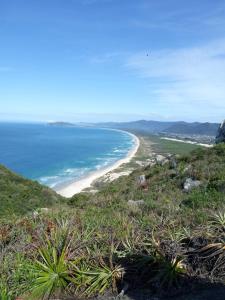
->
<box><xmin>156</xmin><ymin>154</ymin><xmax>167</xmax><ymax>165</ymax></box>
<box><xmin>137</xmin><ymin>175</ymin><xmax>148</xmax><ymax>190</ymax></box>
<box><xmin>127</xmin><ymin>200</ymin><xmax>145</xmax><ymax>208</ymax></box>
<box><xmin>183</xmin><ymin>165</ymin><xmax>192</xmax><ymax>173</ymax></box>
<box><xmin>32</xmin><ymin>211</ymin><xmax>39</xmax><ymax>218</ymax></box>
<box><xmin>170</xmin><ymin>158</ymin><xmax>177</xmax><ymax>169</ymax></box>
<box><xmin>40</xmin><ymin>207</ymin><xmax>49</xmax><ymax>213</ymax></box>
<box><xmin>215</xmin><ymin>120</ymin><xmax>225</xmax><ymax>144</ymax></box>
<box><xmin>183</xmin><ymin>178</ymin><xmax>201</xmax><ymax>192</ymax></box>
<box><xmin>168</xmin><ymin>169</ymin><xmax>177</xmax><ymax>178</ymax></box>
<box><xmin>32</xmin><ymin>207</ymin><xmax>49</xmax><ymax>218</ymax></box>
<box><xmin>138</xmin><ymin>175</ymin><xmax>146</xmax><ymax>185</ymax></box>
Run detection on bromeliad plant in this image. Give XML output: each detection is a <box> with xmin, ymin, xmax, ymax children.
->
<box><xmin>72</xmin><ymin>237</ymin><xmax>125</xmax><ymax>297</ymax></box>
<box><xmin>150</xmin><ymin>233</ymin><xmax>186</xmax><ymax>288</ymax></box>
<box><xmin>192</xmin><ymin>242</ymin><xmax>225</xmax><ymax>258</ymax></box>
<box><xmin>28</xmin><ymin>220</ymin><xmax>125</xmax><ymax>299</ymax></box>
<box><xmin>28</xmin><ymin>222</ymin><xmax>77</xmax><ymax>300</ymax></box>
<box><xmin>29</xmin><ymin>243</ymin><xmax>75</xmax><ymax>299</ymax></box>
<box><xmin>0</xmin><ymin>282</ymin><xmax>12</xmax><ymax>300</ymax></box>
<box><xmin>211</xmin><ymin>211</ymin><xmax>225</xmax><ymax>231</ymax></box>
<box><xmin>75</xmin><ymin>262</ymin><xmax>125</xmax><ymax>296</ymax></box>
<box><xmin>152</xmin><ymin>255</ymin><xmax>186</xmax><ymax>288</ymax></box>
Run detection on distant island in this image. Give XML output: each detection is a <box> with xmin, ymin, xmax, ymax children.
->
<box><xmin>48</xmin><ymin>121</ymin><xmax>75</xmax><ymax>126</ymax></box>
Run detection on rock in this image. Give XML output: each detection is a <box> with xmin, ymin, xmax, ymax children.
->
<box><xmin>168</xmin><ymin>169</ymin><xmax>177</xmax><ymax>178</ymax></box>
<box><xmin>138</xmin><ymin>175</ymin><xmax>146</xmax><ymax>185</ymax></box>
<box><xmin>127</xmin><ymin>200</ymin><xmax>145</xmax><ymax>208</ymax></box>
<box><xmin>155</xmin><ymin>154</ymin><xmax>167</xmax><ymax>165</ymax></box>
<box><xmin>183</xmin><ymin>165</ymin><xmax>192</xmax><ymax>173</ymax></box>
<box><xmin>32</xmin><ymin>207</ymin><xmax>49</xmax><ymax>218</ymax></box>
<box><xmin>135</xmin><ymin>160</ymin><xmax>146</xmax><ymax>167</ymax></box>
<box><xmin>32</xmin><ymin>211</ymin><xmax>39</xmax><ymax>218</ymax></box>
<box><xmin>137</xmin><ymin>175</ymin><xmax>148</xmax><ymax>190</ymax></box>
<box><xmin>40</xmin><ymin>207</ymin><xmax>49</xmax><ymax>213</ymax></box>
<box><xmin>156</xmin><ymin>154</ymin><xmax>165</xmax><ymax>162</ymax></box>
<box><xmin>168</xmin><ymin>155</ymin><xmax>177</xmax><ymax>169</ymax></box>
<box><xmin>183</xmin><ymin>178</ymin><xmax>201</xmax><ymax>192</ymax></box>
<box><xmin>215</xmin><ymin>120</ymin><xmax>225</xmax><ymax>144</ymax></box>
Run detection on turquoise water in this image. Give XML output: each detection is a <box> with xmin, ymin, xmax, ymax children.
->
<box><xmin>0</xmin><ymin>123</ymin><xmax>134</xmax><ymax>189</ymax></box>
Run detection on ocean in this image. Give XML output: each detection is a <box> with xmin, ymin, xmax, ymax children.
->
<box><xmin>0</xmin><ymin>122</ymin><xmax>135</xmax><ymax>189</ymax></box>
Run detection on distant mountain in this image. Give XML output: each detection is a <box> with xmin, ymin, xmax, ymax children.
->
<box><xmin>93</xmin><ymin>120</ymin><xmax>220</xmax><ymax>136</ymax></box>
<box><xmin>164</xmin><ymin>122</ymin><xmax>219</xmax><ymax>136</ymax></box>
<box><xmin>94</xmin><ymin>120</ymin><xmax>174</xmax><ymax>133</ymax></box>
<box><xmin>48</xmin><ymin>121</ymin><xmax>75</xmax><ymax>126</ymax></box>
<box><xmin>47</xmin><ymin>120</ymin><xmax>220</xmax><ymax>136</ymax></box>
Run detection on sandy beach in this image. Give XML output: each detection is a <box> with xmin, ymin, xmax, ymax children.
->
<box><xmin>56</xmin><ymin>131</ymin><xmax>140</xmax><ymax>198</ymax></box>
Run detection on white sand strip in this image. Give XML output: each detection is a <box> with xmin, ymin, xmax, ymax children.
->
<box><xmin>161</xmin><ymin>137</ymin><xmax>213</xmax><ymax>148</ymax></box>
<box><xmin>56</xmin><ymin>131</ymin><xmax>140</xmax><ymax>198</ymax></box>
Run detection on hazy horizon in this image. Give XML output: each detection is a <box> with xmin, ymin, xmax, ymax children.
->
<box><xmin>0</xmin><ymin>114</ymin><xmax>221</xmax><ymax>124</ymax></box>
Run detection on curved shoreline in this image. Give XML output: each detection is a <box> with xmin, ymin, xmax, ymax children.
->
<box><xmin>56</xmin><ymin>130</ymin><xmax>140</xmax><ymax>198</ymax></box>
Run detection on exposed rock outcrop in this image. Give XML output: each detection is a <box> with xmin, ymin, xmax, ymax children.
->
<box><xmin>137</xmin><ymin>175</ymin><xmax>148</xmax><ymax>190</ymax></box>
<box><xmin>215</xmin><ymin>120</ymin><xmax>225</xmax><ymax>144</ymax></box>
<box><xmin>127</xmin><ymin>200</ymin><xmax>145</xmax><ymax>208</ymax></box>
<box><xmin>183</xmin><ymin>178</ymin><xmax>201</xmax><ymax>192</ymax></box>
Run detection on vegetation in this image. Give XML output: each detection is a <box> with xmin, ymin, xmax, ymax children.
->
<box><xmin>0</xmin><ymin>165</ymin><xmax>64</xmax><ymax>218</ymax></box>
<box><xmin>145</xmin><ymin>134</ymin><xmax>202</xmax><ymax>155</ymax></box>
<box><xmin>1</xmin><ymin>144</ymin><xmax>225</xmax><ymax>299</ymax></box>
<box><xmin>95</xmin><ymin>120</ymin><xmax>219</xmax><ymax>136</ymax></box>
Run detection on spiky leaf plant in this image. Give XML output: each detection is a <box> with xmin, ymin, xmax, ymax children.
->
<box><xmin>193</xmin><ymin>243</ymin><xmax>225</xmax><ymax>258</ymax></box>
<box><xmin>29</xmin><ymin>246</ymin><xmax>74</xmax><ymax>299</ymax></box>
<box><xmin>211</xmin><ymin>211</ymin><xmax>225</xmax><ymax>230</ymax></box>
<box><xmin>28</xmin><ymin>222</ymin><xmax>76</xmax><ymax>299</ymax></box>
<box><xmin>0</xmin><ymin>282</ymin><xmax>12</xmax><ymax>300</ymax></box>
<box><xmin>151</xmin><ymin>234</ymin><xmax>186</xmax><ymax>288</ymax></box>
<box><xmin>153</xmin><ymin>256</ymin><xmax>186</xmax><ymax>288</ymax></box>
<box><xmin>77</xmin><ymin>263</ymin><xmax>125</xmax><ymax>296</ymax></box>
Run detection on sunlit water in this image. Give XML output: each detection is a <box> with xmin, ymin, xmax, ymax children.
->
<box><xmin>0</xmin><ymin>122</ymin><xmax>134</xmax><ymax>189</ymax></box>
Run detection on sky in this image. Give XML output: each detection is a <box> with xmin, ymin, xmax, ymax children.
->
<box><xmin>0</xmin><ymin>0</ymin><xmax>225</xmax><ymax>123</ymax></box>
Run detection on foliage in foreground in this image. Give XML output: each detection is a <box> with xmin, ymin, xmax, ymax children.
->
<box><xmin>0</xmin><ymin>165</ymin><xmax>64</xmax><ymax>218</ymax></box>
<box><xmin>1</xmin><ymin>144</ymin><xmax>225</xmax><ymax>299</ymax></box>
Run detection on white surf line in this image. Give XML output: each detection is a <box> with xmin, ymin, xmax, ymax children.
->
<box><xmin>56</xmin><ymin>130</ymin><xmax>140</xmax><ymax>198</ymax></box>
<box><xmin>161</xmin><ymin>137</ymin><xmax>213</xmax><ymax>148</ymax></box>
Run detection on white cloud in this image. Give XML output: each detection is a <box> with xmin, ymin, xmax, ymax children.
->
<box><xmin>132</xmin><ymin>1</ymin><xmax>225</xmax><ymax>34</ymax></box>
<box><xmin>126</xmin><ymin>39</ymin><xmax>225</xmax><ymax>122</ymax></box>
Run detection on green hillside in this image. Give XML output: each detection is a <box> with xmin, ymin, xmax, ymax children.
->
<box><xmin>0</xmin><ymin>165</ymin><xmax>64</xmax><ymax>218</ymax></box>
<box><xmin>1</xmin><ymin>144</ymin><xmax>225</xmax><ymax>299</ymax></box>
<box><xmin>93</xmin><ymin>120</ymin><xmax>219</xmax><ymax>136</ymax></box>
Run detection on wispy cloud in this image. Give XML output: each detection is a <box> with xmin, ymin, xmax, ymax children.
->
<box><xmin>126</xmin><ymin>38</ymin><xmax>225</xmax><ymax>121</ymax></box>
<box><xmin>131</xmin><ymin>1</ymin><xmax>225</xmax><ymax>36</ymax></box>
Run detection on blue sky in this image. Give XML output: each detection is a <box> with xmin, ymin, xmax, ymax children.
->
<box><xmin>0</xmin><ymin>0</ymin><xmax>225</xmax><ymax>123</ymax></box>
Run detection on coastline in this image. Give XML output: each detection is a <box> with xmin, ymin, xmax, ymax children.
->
<box><xmin>56</xmin><ymin>131</ymin><xmax>140</xmax><ymax>198</ymax></box>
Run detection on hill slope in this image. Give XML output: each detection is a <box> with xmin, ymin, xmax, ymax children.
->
<box><xmin>93</xmin><ymin>120</ymin><xmax>219</xmax><ymax>136</ymax></box>
<box><xmin>1</xmin><ymin>144</ymin><xmax>225</xmax><ymax>299</ymax></box>
<box><xmin>0</xmin><ymin>164</ymin><xmax>64</xmax><ymax>217</ymax></box>
<box><xmin>164</xmin><ymin>121</ymin><xmax>219</xmax><ymax>135</ymax></box>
